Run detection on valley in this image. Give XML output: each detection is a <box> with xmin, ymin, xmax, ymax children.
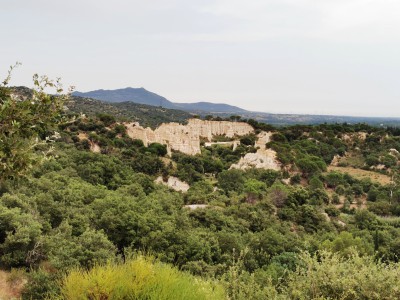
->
<box><xmin>1</xmin><ymin>84</ymin><xmax>400</xmax><ymax>299</ymax></box>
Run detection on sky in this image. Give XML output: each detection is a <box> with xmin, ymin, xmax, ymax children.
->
<box><xmin>1</xmin><ymin>0</ymin><xmax>400</xmax><ymax>117</ymax></box>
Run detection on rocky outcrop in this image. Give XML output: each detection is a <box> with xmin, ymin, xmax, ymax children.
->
<box><xmin>342</xmin><ymin>132</ymin><xmax>367</xmax><ymax>142</ymax></box>
<box><xmin>77</xmin><ymin>132</ymin><xmax>101</xmax><ymax>153</ymax></box>
<box><xmin>155</xmin><ymin>176</ymin><xmax>190</xmax><ymax>192</ymax></box>
<box><xmin>125</xmin><ymin>119</ymin><xmax>253</xmax><ymax>156</ymax></box>
<box><xmin>231</xmin><ymin>150</ymin><xmax>281</xmax><ymax>171</ymax></box>
<box><xmin>230</xmin><ymin>131</ymin><xmax>281</xmax><ymax>171</ymax></box>
<box><xmin>187</xmin><ymin>119</ymin><xmax>253</xmax><ymax>140</ymax></box>
<box><xmin>330</xmin><ymin>155</ymin><xmax>341</xmax><ymax>166</ymax></box>
<box><xmin>90</xmin><ymin>142</ymin><xmax>101</xmax><ymax>153</ymax></box>
<box><xmin>204</xmin><ymin>141</ymin><xmax>240</xmax><ymax>151</ymax></box>
<box><xmin>389</xmin><ymin>148</ymin><xmax>400</xmax><ymax>157</ymax></box>
<box><xmin>255</xmin><ymin>131</ymin><xmax>272</xmax><ymax>148</ymax></box>
<box><xmin>184</xmin><ymin>204</ymin><xmax>209</xmax><ymax>210</ymax></box>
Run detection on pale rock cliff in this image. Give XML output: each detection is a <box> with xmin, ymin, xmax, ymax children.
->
<box><xmin>125</xmin><ymin>119</ymin><xmax>253</xmax><ymax>156</ymax></box>
<box><xmin>155</xmin><ymin>176</ymin><xmax>190</xmax><ymax>192</ymax></box>
<box><xmin>204</xmin><ymin>141</ymin><xmax>240</xmax><ymax>151</ymax></box>
<box><xmin>90</xmin><ymin>141</ymin><xmax>101</xmax><ymax>153</ymax></box>
<box><xmin>184</xmin><ymin>204</ymin><xmax>209</xmax><ymax>210</ymax></box>
<box><xmin>187</xmin><ymin>119</ymin><xmax>253</xmax><ymax>140</ymax></box>
<box><xmin>230</xmin><ymin>131</ymin><xmax>281</xmax><ymax>171</ymax></box>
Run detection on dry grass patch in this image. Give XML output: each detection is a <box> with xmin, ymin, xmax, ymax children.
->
<box><xmin>327</xmin><ymin>166</ymin><xmax>392</xmax><ymax>185</ymax></box>
<box><xmin>0</xmin><ymin>270</ymin><xmax>26</xmax><ymax>300</ymax></box>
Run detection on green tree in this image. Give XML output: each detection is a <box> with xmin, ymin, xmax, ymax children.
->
<box><xmin>244</xmin><ymin>179</ymin><xmax>267</xmax><ymax>203</ymax></box>
<box><xmin>0</xmin><ymin>64</ymin><xmax>70</xmax><ymax>188</ymax></box>
<box><xmin>218</xmin><ymin>169</ymin><xmax>246</xmax><ymax>194</ymax></box>
<box><xmin>0</xmin><ymin>204</ymin><xmax>42</xmax><ymax>267</ymax></box>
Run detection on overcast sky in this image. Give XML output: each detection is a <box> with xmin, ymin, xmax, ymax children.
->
<box><xmin>1</xmin><ymin>0</ymin><xmax>400</xmax><ymax>117</ymax></box>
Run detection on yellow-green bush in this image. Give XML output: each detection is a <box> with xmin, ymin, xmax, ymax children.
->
<box><xmin>57</xmin><ymin>256</ymin><xmax>225</xmax><ymax>300</ymax></box>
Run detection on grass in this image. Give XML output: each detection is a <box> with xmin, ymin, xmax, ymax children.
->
<box><xmin>327</xmin><ymin>166</ymin><xmax>392</xmax><ymax>185</ymax></box>
<box><xmin>57</xmin><ymin>256</ymin><xmax>225</xmax><ymax>300</ymax></box>
<box><xmin>0</xmin><ymin>269</ymin><xmax>26</xmax><ymax>300</ymax></box>
<box><xmin>336</xmin><ymin>153</ymin><xmax>366</xmax><ymax>169</ymax></box>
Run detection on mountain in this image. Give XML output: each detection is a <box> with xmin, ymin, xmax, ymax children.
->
<box><xmin>73</xmin><ymin>87</ymin><xmax>400</xmax><ymax>127</ymax></box>
<box><xmin>174</xmin><ymin>102</ymin><xmax>247</xmax><ymax>113</ymax></box>
<box><xmin>66</xmin><ymin>96</ymin><xmax>192</xmax><ymax>129</ymax></box>
<box><xmin>13</xmin><ymin>86</ymin><xmax>399</xmax><ymax>127</ymax></box>
<box><xmin>9</xmin><ymin>86</ymin><xmax>192</xmax><ymax>129</ymax></box>
<box><xmin>73</xmin><ymin>88</ymin><xmax>247</xmax><ymax>113</ymax></box>
<box><xmin>73</xmin><ymin>87</ymin><xmax>177</xmax><ymax>109</ymax></box>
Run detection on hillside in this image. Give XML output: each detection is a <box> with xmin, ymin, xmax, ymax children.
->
<box><xmin>66</xmin><ymin>96</ymin><xmax>192</xmax><ymax>128</ymax></box>
<box><xmin>2</xmin><ymin>84</ymin><xmax>400</xmax><ymax>299</ymax></box>
<box><xmin>73</xmin><ymin>87</ymin><xmax>400</xmax><ymax>127</ymax></box>
<box><xmin>73</xmin><ymin>87</ymin><xmax>177</xmax><ymax>108</ymax></box>
<box><xmin>10</xmin><ymin>87</ymin><xmax>192</xmax><ymax>129</ymax></box>
<box><xmin>73</xmin><ymin>88</ymin><xmax>247</xmax><ymax>113</ymax></box>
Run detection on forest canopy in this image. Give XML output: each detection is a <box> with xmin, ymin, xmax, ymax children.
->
<box><xmin>1</xmin><ymin>68</ymin><xmax>400</xmax><ymax>299</ymax></box>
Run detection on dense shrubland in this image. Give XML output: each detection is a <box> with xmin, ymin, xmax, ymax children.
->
<box><xmin>1</xmin><ymin>73</ymin><xmax>400</xmax><ymax>299</ymax></box>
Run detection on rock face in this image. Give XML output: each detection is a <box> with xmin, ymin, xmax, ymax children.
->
<box><xmin>77</xmin><ymin>132</ymin><xmax>101</xmax><ymax>153</ymax></box>
<box><xmin>90</xmin><ymin>142</ymin><xmax>101</xmax><ymax>153</ymax></box>
<box><xmin>342</xmin><ymin>132</ymin><xmax>367</xmax><ymax>142</ymax></box>
<box><xmin>155</xmin><ymin>176</ymin><xmax>190</xmax><ymax>192</ymax></box>
<box><xmin>330</xmin><ymin>155</ymin><xmax>341</xmax><ymax>166</ymax></box>
<box><xmin>231</xmin><ymin>150</ymin><xmax>280</xmax><ymax>171</ymax></box>
<box><xmin>389</xmin><ymin>148</ymin><xmax>400</xmax><ymax>157</ymax></box>
<box><xmin>125</xmin><ymin>119</ymin><xmax>253</xmax><ymax>156</ymax></box>
<box><xmin>184</xmin><ymin>204</ymin><xmax>209</xmax><ymax>210</ymax></box>
<box><xmin>204</xmin><ymin>141</ymin><xmax>240</xmax><ymax>151</ymax></box>
<box><xmin>230</xmin><ymin>131</ymin><xmax>281</xmax><ymax>171</ymax></box>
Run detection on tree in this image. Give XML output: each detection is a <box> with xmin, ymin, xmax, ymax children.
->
<box><xmin>309</xmin><ymin>176</ymin><xmax>324</xmax><ymax>190</ymax></box>
<box><xmin>0</xmin><ymin>204</ymin><xmax>42</xmax><ymax>267</ymax></box>
<box><xmin>296</xmin><ymin>156</ymin><xmax>326</xmax><ymax>178</ymax></box>
<box><xmin>147</xmin><ymin>142</ymin><xmax>168</xmax><ymax>156</ymax></box>
<box><xmin>218</xmin><ymin>169</ymin><xmax>246</xmax><ymax>194</ymax></box>
<box><xmin>244</xmin><ymin>179</ymin><xmax>267</xmax><ymax>203</ymax></box>
<box><xmin>321</xmin><ymin>231</ymin><xmax>374</xmax><ymax>257</ymax></box>
<box><xmin>325</xmin><ymin>172</ymin><xmax>344</xmax><ymax>188</ymax></box>
<box><xmin>354</xmin><ymin>209</ymin><xmax>378</xmax><ymax>230</ymax></box>
<box><xmin>284</xmin><ymin>251</ymin><xmax>400</xmax><ymax>299</ymax></box>
<box><xmin>0</xmin><ymin>64</ymin><xmax>70</xmax><ymax>188</ymax></box>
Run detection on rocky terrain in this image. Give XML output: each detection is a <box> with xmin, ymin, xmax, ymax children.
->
<box><xmin>125</xmin><ymin>118</ymin><xmax>254</xmax><ymax>156</ymax></box>
<box><xmin>230</xmin><ymin>131</ymin><xmax>281</xmax><ymax>170</ymax></box>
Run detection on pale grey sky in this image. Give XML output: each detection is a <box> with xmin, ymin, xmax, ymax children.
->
<box><xmin>1</xmin><ymin>0</ymin><xmax>400</xmax><ymax>117</ymax></box>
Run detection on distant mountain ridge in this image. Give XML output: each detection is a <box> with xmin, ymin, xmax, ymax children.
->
<box><xmin>72</xmin><ymin>87</ymin><xmax>247</xmax><ymax>113</ymax></box>
<box><xmin>11</xmin><ymin>86</ymin><xmax>400</xmax><ymax>127</ymax></box>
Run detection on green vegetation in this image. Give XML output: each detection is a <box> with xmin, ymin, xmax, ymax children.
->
<box><xmin>66</xmin><ymin>95</ymin><xmax>191</xmax><ymax>129</ymax></box>
<box><xmin>59</xmin><ymin>256</ymin><xmax>225</xmax><ymax>300</ymax></box>
<box><xmin>1</xmin><ymin>66</ymin><xmax>69</xmax><ymax>186</ymax></box>
<box><xmin>1</xmin><ymin>70</ymin><xmax>400</xmax><ymax>299</ymax></box>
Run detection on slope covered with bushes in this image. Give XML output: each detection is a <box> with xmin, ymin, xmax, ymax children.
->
<box><xmin>2</xmin><ymin>75</ymin><xmax>400</xmax><ymax>299</ymax></box>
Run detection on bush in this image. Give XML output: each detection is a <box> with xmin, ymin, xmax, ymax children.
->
<box><xmin>96</xmin><ymin>113</ymin><xmax>116</xmax><ymax>127</ymax></box>
<box><xmin>325</xmin><ymin>205</ymin><xmax>340</xmax><ymax>217</ymax></box>
<box><xmin>59</xmin><ymin>256</ymin><xmax>225</xmax><ymax>300</ymax></box>
<box><xmin>22</xmin><ymin>269</ymin><xmax>60</xmax><ymax>300</ymax></box>
<box><xmin>147</xmin><ymin>143</ymin><xmax>168</xmax><ymax>156</ymax></box>
<box><xmin>285</xmin><ymin>251</ymin><xmax>400</xmax><ymax>299</ymax></box>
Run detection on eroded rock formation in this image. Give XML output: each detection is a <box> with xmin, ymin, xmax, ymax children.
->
<box><xmin>204</xmin><ymin>141</ymin><xmax>240</xmax><ymax>151</ymax></box>
<box><xmin>155</xmin><ymin>176</ymin><xmax>190</xmax><ymax>192</ymax></box>
<box><xmin>230</xmin><ymin>131</ymin><xmax>281</xmax><ymax>171</ymax></box>
<box><xmin>125</xmin><ymin>119</ymin><xmax>253</xmax><ymax>156</ymax></box>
